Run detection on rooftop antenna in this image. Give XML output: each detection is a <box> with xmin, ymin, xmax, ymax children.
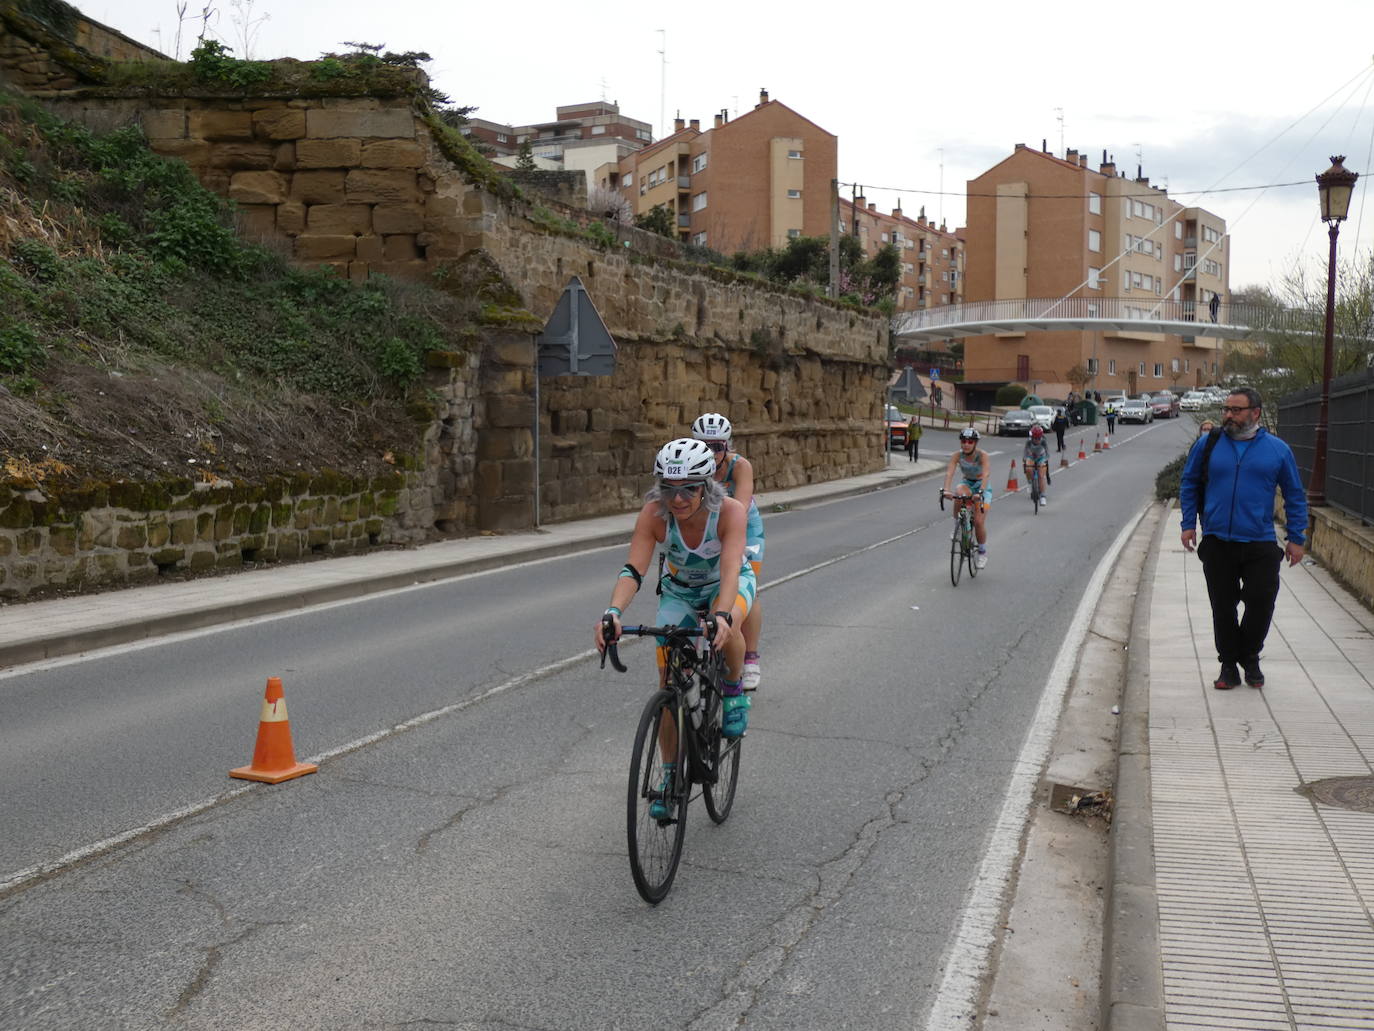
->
<box><xmin>657</xmin><ymin>30</ymin><xmax>666</xmax><ymax>140</ymax></box>
<box><xmin>599</xmin><ymin>76</ymin><xmax>609</xmax><ymax>102</ymax></box>
<box><xmin>1133</xmin><ymin>142</ymin><xmax>1144</xmax><ymax>177</ymax></box>
<box><xmin>1054</xmin><ymin>107</ymin><xmax>1065</xmax><ymax>157</ymax></box>
<box><xmin>938</xmin><ymin>147</ymin><xmax>944</xmax><ymax>226</ymax></box>
<box><xmin>732</xmin><ymin>95</ymin><xmax>739</xmax><ymax>119</ymax></box>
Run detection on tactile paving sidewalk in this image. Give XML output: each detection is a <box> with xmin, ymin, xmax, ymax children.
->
<box><xmin>1149</xmin><ymin>534</ymin><xmax>1374</xmax><ymax>1030</ymax></box>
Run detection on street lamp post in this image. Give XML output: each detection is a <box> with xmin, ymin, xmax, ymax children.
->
<box><xmin>1310</xmin><ymin>156</ymin><xmax>1359</xmax><ymax>506</ymax></box>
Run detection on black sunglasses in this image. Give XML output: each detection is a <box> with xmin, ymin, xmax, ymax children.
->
<box><xmin>658</xmin><ymin>481</ymin><xmax>705</xmax><ymax>500</ymax></box>
<box><xmin>703</xmin><ymin>440</ymin><xmax>728</xmax><ymax>453</ymax></box>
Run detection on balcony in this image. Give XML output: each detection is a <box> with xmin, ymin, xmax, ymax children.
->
<box><xmin>677</xmin><ymin>176</ymin><xmax>690</xmax><ymax>189</ymax></box>
<box><xmin>677</xmin><ymin>214</ymin><xmax>691</xmax><ymax>228</ymax></box>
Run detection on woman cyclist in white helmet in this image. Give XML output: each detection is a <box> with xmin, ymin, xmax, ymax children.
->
<box><xmin>941</xmin><ymin>426</ymin><xmax>992</xmax><ymax>568</ymax></box>
<box><xmin>595</xmin><ymin>438</ymin><xmax>757</xmax><ymax>750</ymax></box>
<box><xmin>691</xmin><ymin>412</ymin><xmax>765</xmax><ymax>691</ymax></box>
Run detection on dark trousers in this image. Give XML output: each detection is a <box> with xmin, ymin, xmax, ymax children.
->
<box><xmin>1197</xmin><ymin>536</ymin><xmax>1284</xmax><ymax>664</ymax></box>
<box><xmin>906</xmin><ymin>438</ymin><xmax>919</xmax><ymax>461</ymax></box>
<box><xmin>1105</xmin><ymin>417</ymin><xmax>1116</xmax><ymax>435</ymax></box>
<box><xmin>1053</xmin><ymin>428</ymin><xmax>1066</xmax><ymax>451</ymax></box>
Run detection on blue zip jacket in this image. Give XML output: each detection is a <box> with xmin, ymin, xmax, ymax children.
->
<box><xmin>1179</xmin><ymin>427</ymin><xmax>1308</xmax><ymax>545</ymax></box>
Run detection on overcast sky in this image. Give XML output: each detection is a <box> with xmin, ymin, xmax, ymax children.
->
<box><xmin>101</xmin><ymin>0</ymin><xmax>1374</xmax><ymax>293</ymax></box>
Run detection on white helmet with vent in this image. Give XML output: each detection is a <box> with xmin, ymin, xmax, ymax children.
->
<box><xmin>654</xmin><ymin>438</ymin><xmax>716</xmax><ymax>480</ymax></box>
<box><xmin>691</xmin><ymin>412</ymin><xmax>732</xmax><ymax>442</ymax></box>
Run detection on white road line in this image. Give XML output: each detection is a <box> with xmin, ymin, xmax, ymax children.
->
<box><xmin>0</xmin><ymin>645</ymin><xmax>608</xmax><ymax>895</ymax></box>
<box><xmin>920</xmin><ymin>505</ymin><xmax>1146</xmax><ymax>1031</ymax></box>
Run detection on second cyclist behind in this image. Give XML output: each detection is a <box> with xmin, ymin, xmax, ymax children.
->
<box><xmin>692</xmin><ymin>412</ymin><xmax>766</xmax><ymax>691</ymax></box>
<box><xmin>942</xmin><ymin>427</ymin><xmax>992</xmax><ymax>568</ymax></box>
<box><xmin>1023</xmin><ymin>425</ymin><xmax>1051</xmax><ymax>506</ymax></box>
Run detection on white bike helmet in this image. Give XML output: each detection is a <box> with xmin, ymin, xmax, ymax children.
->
<box><xmin>691</xmin><ymin>412</ymin><xmax>732</xmax><ymax>442</ymax></box>
<box><xmin>654</xmin><ymin>438</ymin><xmax>716</xmax><ymax>480</ymax></box>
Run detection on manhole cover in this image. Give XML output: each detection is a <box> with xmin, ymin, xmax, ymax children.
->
<box><xmin>1298</xmin><ymin>776</ymin><xmax>1374</xmax><ymax>813</ymax></box>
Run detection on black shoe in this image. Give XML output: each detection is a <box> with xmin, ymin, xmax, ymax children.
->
<box><xmin>1240</xmin><ymin>659</ymin><xmax>1264</xmax><ymax>688</ymax></box>
<box><xmin>1214</xmin><ymin>663</ymin><xmax>1241</xmax><ymax>690</ymax></box>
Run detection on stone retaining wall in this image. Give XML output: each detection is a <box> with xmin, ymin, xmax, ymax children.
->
<box><xmin>0</xmin><ymin>470</ymin><xmax>435</xmax><ymax>599</ymax></box>
<box><xmin>1308</xmin><ymin>506</ymin><xmax>1374</xmax><ymax>612</ymax></box>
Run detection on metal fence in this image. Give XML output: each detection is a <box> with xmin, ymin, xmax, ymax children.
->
<box><xmin>895</xmin><ymin>297</ymin><xmax>1321</xmax><ymax>336</ymax></box>
<box><xmin>1278</xmin><ymin>365</ymin><xmax>1374</xmax><ymax>524</ymax></box>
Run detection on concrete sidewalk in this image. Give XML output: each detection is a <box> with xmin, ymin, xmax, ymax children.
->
<box><xmin>1110</xmin><ymin>518</ymin><xmax>1374</xmax><ymax>1030</ymax></box>
<box><xmin>0</xmin><ymin>456</ymin><xmax>943</xmax><ymax>669</ymax></box>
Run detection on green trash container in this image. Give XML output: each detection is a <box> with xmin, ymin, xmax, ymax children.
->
<box><xmin>1018</xmin><ymin>394</ymin><xmax>1043</xmax><ymax>409</ymax></box>
<box><xmin>1076</xmin><ymin>399</ymin><xmax>1098</xmax><ymax>425</ymax></box>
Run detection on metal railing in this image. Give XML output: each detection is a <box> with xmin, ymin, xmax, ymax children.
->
<box><xmin>895</xmin><ymin>297</ymin><xmax>1322</xmax><ymax>336</ymax></box>
<box><xmin>1278</xmin><ymin>366</ymin><xmax>1374</xmax><ymax>524</ymax></box>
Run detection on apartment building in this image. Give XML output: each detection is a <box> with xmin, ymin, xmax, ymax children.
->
<box><xmin>460</xmin><ymin>101</ymin><xmax>653</xmax><ymax>182</ymax></box>
<box><xmin>609</xmin><ymin>90</ymin><xmax>838</xmax><ymax>254</ymax></box>
<box><xmin>839</xmin><ymin>197</ymin><xmax>964</xmax><ymax>313</ymax></box>
<box><xmin>962</xmin><ymin>143</ymin><xmax>1231</xmax><ymax>398</ymax></box>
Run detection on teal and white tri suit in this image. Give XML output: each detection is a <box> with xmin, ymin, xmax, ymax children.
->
<box><xmin>721</xmin><ymin>454</ymin><xmax>765</xmax><ymax>567</ymax></box>
<box><xmin>958</xmin><ymin>449</ymin><xmax>993</xmax><ymax>505</ymax></box>
<box><xmin>1022</xmin><ymin>438</ymin><xmax>1050</xmax><ymax>467</ymax></box>
<box><xmin>657</xmin><ymin>506</ymin><xmax>757</xmax><ymax>640</ymax></box>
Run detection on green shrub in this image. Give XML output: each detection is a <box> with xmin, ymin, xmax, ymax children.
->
<box><xmin>0</xmin><ymin>318</ymin><xmax>42</xmax><ymax>373</ymax></box>
<box><xmin>1156</xmin><ymin>452</ymin><xmax>1188</xmax><ymax>501</ymax></box>
<box><xmin>995</xmin><ymin>383</ymin><xmax>1028</xmax><ymax>406</ymax></box>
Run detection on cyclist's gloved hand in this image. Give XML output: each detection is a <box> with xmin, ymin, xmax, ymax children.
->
<box><xmin>705</xmin><ymin>609</ymin><xmax>733</xmax><ymax>647</ymax></box>
<box><xmin>596</xmin><ymin>610</ymin><xmax>621</xmax><ymax>653</ymax></box>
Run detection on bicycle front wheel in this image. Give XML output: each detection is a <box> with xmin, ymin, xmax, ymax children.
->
<box><xmin>703</xmin><ymin>686</ymin><xmax>741</xmax><ymax>824</ymax></box>
<box><xmin>967</xmin><ymin>530</ymin><xmax>979</xmax><ymax>579</ymax></box>
<box><xmin>627</xmin><ymin>690</ymin><xmax>688</xmax><ymax>904</ymax></box>
<box><xmin>949</xmin><ymin>521</ymin><xmax>963</xmax><ymax>587</ymax></box>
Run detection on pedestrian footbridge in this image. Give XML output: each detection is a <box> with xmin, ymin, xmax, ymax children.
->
<box><xmin>894</xmin><ymin>298</ymin><xmax>1316</xmax><ymax>343</ymax></box>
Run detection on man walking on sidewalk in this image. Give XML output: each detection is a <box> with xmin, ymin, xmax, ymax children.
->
<box><xmin>1179</xmin><ymin>387</ymin><xmax>1308</xmax><ymax>690</ymax></box>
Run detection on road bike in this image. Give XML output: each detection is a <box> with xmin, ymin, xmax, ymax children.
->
<box><xmin>1023</xmin><ymin>462</ymin><xmax>1051</xmax><ymax>514</ymax></box>
<box><xmin>939</xmin><ymin>489</ymin><xmax>980</xmax><ymax>586</ymax></box>
<box><xmin>600</xmin><ymin>615</ymin><xmax>742</xmax><ymax>904</ymax></box>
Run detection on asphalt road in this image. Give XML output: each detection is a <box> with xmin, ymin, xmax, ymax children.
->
<box><xmin>0</xmin><ymin>416</ymin><xmax>1201</xmax><ymax>1030</ymax></box>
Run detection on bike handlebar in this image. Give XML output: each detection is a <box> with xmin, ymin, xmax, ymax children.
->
<box><xmin>599</xmin><ymin>617</ymin><xmax>719</xmax><ymax>674</ymax></box>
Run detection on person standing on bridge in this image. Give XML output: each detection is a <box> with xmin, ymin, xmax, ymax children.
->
<box><xmin>1209</xmin><ymin>292</ymin><xmax>1221</xmax><ymax>323</ymax></box>
<box><xmin>1179</xmin><ymin>387</ymin><xmax>1307</xmax><ymax>691</ymax></box>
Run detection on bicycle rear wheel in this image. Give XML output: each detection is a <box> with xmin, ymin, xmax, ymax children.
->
<box><xmin>627</xmin><ymin>690</ymin><xmax>687</xmax><ymax>904</ymax></box>
<box><xmin>702</xmin><ymin>683</ymin><xmax>741</xmax><ymax>823</ymax></box>
<box><xmin>949</xmin><ymin>521</ymin><xmax>963</xmax><ymax>586</ymax></box>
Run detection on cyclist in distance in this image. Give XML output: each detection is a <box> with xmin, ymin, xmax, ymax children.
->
<box><xmin>942</xmin><ymin>427</ymin><xmax>992</xmax><ymax>568</ymax></box>
<box><xmin>1023</xmin><ymin>425</ymin><xmax>1051</xmax><ymax>506</ymax></box>
<box><xmin>692</xmin><ymin>412</ymin><xmax>765</xmax><ymax>691</ymax></box>
<box><xmin>594</xmin><ymin>438</ymin><xmax>756</xmax><ymax>742</ymax></box>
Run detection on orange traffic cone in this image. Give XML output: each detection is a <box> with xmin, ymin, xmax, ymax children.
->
<box><xmin>1077</xmin><ymin>439</ymin><xmax>1087</xmax><ymax>460</ymax></box>
<box><xmin>230</xmin><ymin>676</ymin><xmax>318</xmax><ymax>784</ymax></box>
<box><xmin>1060</xmin><ymin>452</ymin><xmax>1070</xmax><ymax>468</ymax></box>
<box><xmin>1093</xmin><ymin>434</ymin><xmax>1102</xmax><ymax>453</ymax></box>
<box><xmin>1101</xmin><ymin>430</ymin><xmax>1111</xmax><ymax>449</ymax></box>
<box><xmin>1006</xmin><ymin>459</ymin><xmax>1019</xmax><ymax>491</ymax></box>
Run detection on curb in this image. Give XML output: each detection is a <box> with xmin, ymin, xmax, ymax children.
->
<box><xmin>1101</xmin><ymin>501</ymin><xmax>1168</xmax><ymax>1030</ymax></box>
<box><xmin>0</xmin><ymin>466</ymin><xmax>938</xmax><ymax>670</ymax></box>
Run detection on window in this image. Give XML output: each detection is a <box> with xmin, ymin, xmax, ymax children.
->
<box><xmin>1087</xmin><ymin>357</ymin><xmax>1099</xmax><ymax>373</ymax></box>
<box><xmin>692</xmin><ymin>192</ymin><xmax>707</xmax><ymax>211</ymax></box>
<box><xmin>787</xmin><ymin>228</ymin><xmax>801</xmax><ymax>239</ymax></box>
<box><xmin>692</xmin><ymin>231</ymin><xmax>707</xmax><ymax>246</ymax></box>
<box><xmin>1174</xmin><ymin>254</ymin><xmax>1182</xmax><ymax>272</ymax></box>
<box><xmin>1175</xmin><ymin>222</ymin><xmax>1183</xmax><ymax>239</ymax></box>
<box><xmin>691</xmin><ymin>153</ymin><xmax>707</xmax><ymax>173</ymax></box>
<box><xmin>1151</xmin><ymin>363</ymin><xmax>1162</xmax><ymax>377</ymax></box>
<box><xmin>1139</xmin><ymin>361</ymin><xmax>1147</xmax><ymax>375</ymax></box>
<box><xmin>1089</xmin><ymin>192</ymin><xmax>1102</xmax><ymax>215</ymax></box>
<box><xmin>1088</xmin><ymin>229</ymin><xmax>1101</xmax><ymax>252</ymax></box>
<box><xmin>1088</xmin><ymin>267</ymin><xmax>1102</xmax><ymax>289</ymax></box>
<box><xmin>1108</xmin><ymin>359</ymin><xmax>1117</xmax><ymax>375</ymax></box>
<box><xmin>880</xmin><ymin>232</ymin><xmax>888</xmax><ymax>242</ymax></box>
<box><xmin>1184</xmin><ymin>359</ymin><xmax>1190</xmax><ymax>372</ymax></box>
<box><xmin>1171</xmin><ymin>358</ymin><xmax>1180</xmax><ymax>373</ymax></box>
<box><xmin>788</xmin><ymin>189</ymin><xmax>802</xmax><ymax>199</ymax></box>
<box><xmin>787</xmin><ymin>149</ymin><xmax>802</xmax><ymax>159</ymax></box>
<box><xmin>1203</xmin><ymin>259</ymin><xmax>1222</xmax><ymax>277</ymax></box>
<box><xmin>636</xmin><ymin>129</ymin><xmax>651</xmax><ymax>141</ymax></box>
<box><xmin>591</xmin><ymin>125</ymin><xmax>606</xmax><ymax>135</ymax></box>
<box><xmin>496</xmin><ymin>133</ymin><xmax>508</xmax><ymax>143</ymax></box>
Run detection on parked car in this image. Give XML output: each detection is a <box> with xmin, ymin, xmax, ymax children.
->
<box><xmin>1027</xmin><ymin>404</ymin><xmax>1055</xmax><ymax>429</ymax></box>
<box><xmin>999</xmin><ymin>408</ymin><xmax>1036</xmax><ymax>436</ymax></box>
<box><xmin>1148</xmin><ymin>392</ymin><xmax>1180</xmax><ymax>419</ymax></box>
<box><xmin>885</xmin><ymin>404</ymin><xmax>909</xmax><ymax>449</ymax></box>
<box><xmin>1119</xmin><ymin>399</ymin><xmax>1153</xmax><ymax>424</ymax></box>
<box><xmin>1179</xmin><ymin>391</ymin><xmax>1210</xmax><ymax>411</ymax></box>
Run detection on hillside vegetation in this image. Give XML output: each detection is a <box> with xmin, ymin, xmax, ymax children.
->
<box><xmin>0</xmin><ymin>91</ymin><xmax>474</xmax><ymax>489</ymax></box>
